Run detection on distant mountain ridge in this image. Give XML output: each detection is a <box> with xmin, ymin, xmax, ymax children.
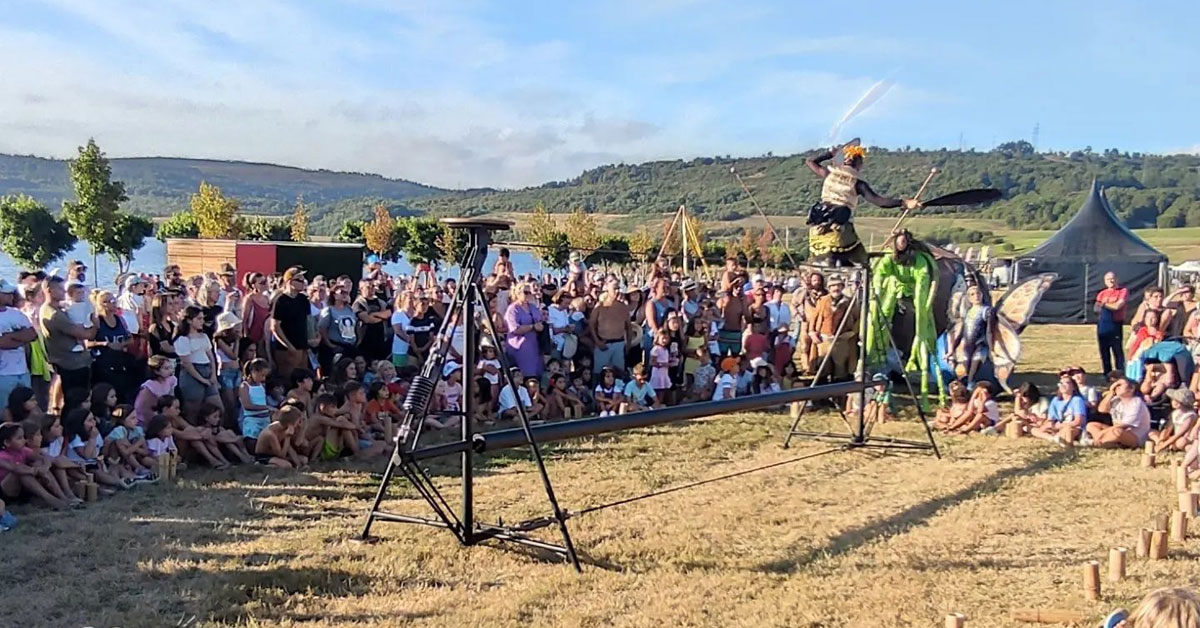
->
<box><xmin>0</xmin><ymin>153</ymin><xmax>445</xmax><ymax>225</ymax></box>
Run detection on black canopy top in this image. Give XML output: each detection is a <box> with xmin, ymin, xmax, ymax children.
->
<box><xmin>1020</xmin><ymin>180</ymin><xmax>1166</xmax><ymax>263</ymax></box>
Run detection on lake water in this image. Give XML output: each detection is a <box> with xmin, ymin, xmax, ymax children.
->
<box><xmin>0</xmin><ymin>240</ymin><xmax>546</xmax><ymax>288</ymax></box>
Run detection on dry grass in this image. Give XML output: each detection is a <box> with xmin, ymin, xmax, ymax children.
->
<box><xmin>6</xmin><ymin>325</ymin><xmax>1197</xmax><ymax>627</ymax></box>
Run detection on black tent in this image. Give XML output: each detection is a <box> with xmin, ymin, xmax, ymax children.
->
<box><xmin>1017</xmin><ymin>181</ymin><xmax>1167</xmax><ymax>324</ymax></box>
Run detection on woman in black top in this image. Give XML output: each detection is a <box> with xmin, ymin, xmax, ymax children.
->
<box><xmin>88</xmin><ymin>290</ymin><xmax>135</xmax><ymax>401</ymax></box>
<box><xmin>147</xmin><ymin>292</ymin><xmax>178</xmax><ymax>360</ymax></box>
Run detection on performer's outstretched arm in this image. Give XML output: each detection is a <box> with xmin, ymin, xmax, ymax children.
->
<box><xmin>856</xmin><ymin>180</ymin><xmax>903</xmax><ymax>209</ymax></box>
<box><xmin>805</xmin><ymin>149</ymin><xmax>834</xmax><ymax>178</ymax></box>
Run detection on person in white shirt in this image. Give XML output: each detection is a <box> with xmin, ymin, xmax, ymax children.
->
<box><xmin>64</xmin><ymin>281</ymin><xmax>94</xmax><ymax>353</ymax></box>
<box><xmin>1089</xmin><ymin>378</ymin><xmax>1150</xmax><ymax>448</ymax></box>
<box><xmin>546</xmin><ymin>292</ymin><xmax>572</xmax><ymax>356</ymax></box>
<box><xmin>766</xmin><ymin>286</ymin><xmax>791</xmax><ymax>333</ymax></box>
<box><xmin>0</xmin><ymin>280</ymin><xmax>36</xmax><ymax>406</ymax></box>
<box><xmin>712</xmin><ymin>357</ymin><xmax>738</xmax><ymax>401</ymax></box>
<box><xmin>498</xmin><ymin>367</ymin><xmax>535</xmax><ymax>420</ymax></box>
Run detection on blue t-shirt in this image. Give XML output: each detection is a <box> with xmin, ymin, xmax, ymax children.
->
<box><xmin>623</xmin><ymin>380</ymin><xmax>656</xmax><ymax>406</ymax></box>
<box><xmin>1047</xmin><ymin>395</ymin><xmax>1088</xmax><ymax>423</ymax></box>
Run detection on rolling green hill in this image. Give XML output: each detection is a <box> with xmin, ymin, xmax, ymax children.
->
<box><xmin>415</xmin><ymin>142</ymin><xmax>1200</xmax><ymax>231</ymax></box>
<box><xmin>0</xmin><ymin>153</ymin><xmax>443</xmax><ymax>232</ymax></box>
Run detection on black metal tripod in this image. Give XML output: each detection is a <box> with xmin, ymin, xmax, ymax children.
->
<box><xmin>360</xmin><ymin>218</ymin><xmax>582</xmax><ymax>570</ymax></box>
<box><xmin>782</xmin><ymin>256</ymin><xmax>940</xmax><ymax>457</ymax></box>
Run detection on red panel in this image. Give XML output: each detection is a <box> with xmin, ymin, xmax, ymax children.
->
<box><xmin>235</xmin><ymin>243</ymin><xmax>277</xmax><ymax>286</ymax></box>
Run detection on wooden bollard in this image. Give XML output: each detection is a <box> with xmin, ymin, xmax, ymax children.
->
<box><xmin>1153</xmin><ymin>513</ymin><xmax>1170</xmax><ymax>532</ymax></box>
<box><xmin>945</xmin><ymin>613</ymin><xmax>966</xmax><ymax>628</ymax></box>
<box><xmin>1180</xmin><ymin>492</ymin><xmax>1198</xmax><ymax>518</ymax></box>
<box><xmin>1108</xmin><ymin>548</ymin><xmax>1126</xmax><ymax>581</ymax></box>
<box><xmin>1150</xmin><ymin>529</ymin><xmax>1169</xmax><ymax>559</ymax></box>
<box><xmin>169</xmin><ymin>452</ymin><xmax>179</xmax><ymax>480</ymax></box>
<box><xmin>85</xmin><ymin>481</ymin><xmax>98</xmax><ymax>502</ymax></box>
<box><xmin>1143</xmin><ymin>452</ymin><xmax>1157</xmax><ymax>468</ymax></box>
<box><xmin>158</xmin><ymin>455</ymin><xmax>171</xmax><ymax>480</ymax></box>
<box><xmin>1137</xmin><ymin>528</ymin><xmax>1152</xmax><ymax>558</ymax></box>
<box><xmin>1010</xmin><ymin>609</ymin><xmax>1090</xmax><ymax>624</ymax></box>
<box><xmin>1082</xmin><ymin>561</ymin><xmax>1101</xmax><ymax>600</ymax></box>
<box><xmin>1005</xmin><ymin>419</ymin><xmax>1023</xmax><ymax>438</ymax></box>
<box><xmin>1178</xmin><ymin>464</ymin><xmax>1191</xmax><ymax>492</ymax></box>
<box><xmin>1172</xmin><ymin>511</ymin><xmax>1188</xmax><ymax>542</ymax></box>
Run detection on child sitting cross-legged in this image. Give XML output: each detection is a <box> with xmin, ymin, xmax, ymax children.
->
<box><xmin>945</xmin><ymin>382</ymin><xmax>998</xmax><ymax>434</ymax></box>
<box><xmin>39</xmin><ymin>414</ymin><xmax>90</xmax><ymax>497</ymax></box>
<box><xmin>63</xmin><ymin>407</ymin><xmax>130</xmax><ymax>491</ymax></box>
<box><xmin>934</xmin><ymin>381</ymin><xmax>971</xmax><ymax>432</ymax></box>
<box><xmin>0</xmin><ymin>423</ymin><xmax>76</xmax><ymax>509</ymax></box>
<box><xmin>365</xmin><ymin>381</ymin><xmax>400</xmax><ymax>443</ymax></box>
<box><xmin>1150</xmin><ymin>388</ymin><xmax>1198</xmax><ymax>454</ymax></box>
<box><xmin>254</xmin><ymin>406</ymin><xmax>308</xmax><ymax>468</ymax></box>
<box><xmin>339</xmin><ymin>381</ymin><xmax>390</xmax><ymax>459</ymax></box>
<box><xmin>143</xmin><ymin>415</ymin><xmax>180</xmax><ymax>467</ymax></box>
<box><xmin>620</xmin><ymin>364</ymin><xmax>659</xmax><ymax>414</ymax></box>
<box><xmin>21</xmin><ymin>421</ymin><xmax>82</xmax><ymax>507</ymax></box>
<box><xmin>991</xmin><ymin>381</ymin><xmax>1046</xmax><ymax>436</ymax></box>
<box><xmin>102</xmin><ymin>405</ymin><xmax>158</xmax><ymax>482</ymax></box>
<box><xmin>199</xmin><ymin>403</ymin><xmax>253</xmax><ymax>464</ymax></box>
<box><xmin>544</xmin><ymin>373</ymin><xmax>584</xmax><ymax>420</ymax></box>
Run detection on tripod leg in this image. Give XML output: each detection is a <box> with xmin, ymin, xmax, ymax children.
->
<box><xmin>783</xmin><ymin>288</ymin><xmax>859</xmax><ymax>448</ymax></box>
<box><xmin>881</xmin><ymin>307</ymin><xmax>942</xmax><ymax>459</ymax></box>
<box><xmin>474</xmin><ymin>284</ymin><xmax>582</xmax><ymax>571</ymax></box>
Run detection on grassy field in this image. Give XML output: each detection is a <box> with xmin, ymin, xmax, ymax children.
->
<box><xmin>6</xmin><ymin>324</ymin><xmax>1199</xmax><ymax>627</ymax></box>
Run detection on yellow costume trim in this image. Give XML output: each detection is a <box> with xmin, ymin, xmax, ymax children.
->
<box><xmin>843</xmin><ymin>145</ymin><xmax>866</xmax><ymax>161</ymax></box>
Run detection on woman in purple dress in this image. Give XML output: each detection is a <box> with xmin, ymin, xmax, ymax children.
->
<box><xmin>504</xmin><ymin>284</ymin><xmax>545</xmax><ymax>377</ymax></box>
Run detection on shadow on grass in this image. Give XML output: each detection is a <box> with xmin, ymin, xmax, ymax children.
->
<box><xmin>755</xmin><ymin>447</ymin><xmax>1079</xmax><ymax>574</ymax></box>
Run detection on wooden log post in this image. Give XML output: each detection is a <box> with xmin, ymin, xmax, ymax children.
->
<box><xmin>1153</xmin><ymin>513</ymin><xmax>1170</xmax><ymax>532</ymax></box>
<box><xmin>945</xmin><ymin>613</ymin><xmax>966</xmax><ymax>628</ymax></box>
<box><xmin>1178</xmin><ymin>464</ymin><xmax>1191</xmax><ymax>492</ymax></box>
<box><xmin>1143</xmin><ymin>452</ymin><xmax>1157</xmax><ymax>468</ymax></box>
<box><xmin>85</xmin><ymin>481</ymin><xmax>98</xmax><ymax>502</ymax></box>
<box><xmin>1150</xmin><ymin>529</ymin><xmax>1169</xmax><ymax>560</ymax></box>
<box><xmin>1083</xmin><ymin>561</ymin><xmax>1101</xmax><ymax>600</ymax></box>
<box><xmin>1172</xmin><ymin>511</ymin><xmax>1188</xmax><ymax>542</ymax></box>
<box><xmin>1108</xmin><ymin>547</ymin><xmax>1126</xmax><ymax>581</ymax></box>
<box><xmin>1137</xmin><ymin>528</ymin><xmax>1152</xmax><ymax>558</ymax></box>
<box><xmin>1181</xmin><ymin>492</ymin><xmax>1198</xmax><ymax>519</ymax></box>
<box><xmin>1005</xmin><ymin>419</ymin><xmax>1023</xmax><ymax>439</ymax></box>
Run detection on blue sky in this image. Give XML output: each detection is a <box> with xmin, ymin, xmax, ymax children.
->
<box><xmin>0</xmin><ymin>0</ymin><xmax>1195</xmax><ymax>188</ymax></box>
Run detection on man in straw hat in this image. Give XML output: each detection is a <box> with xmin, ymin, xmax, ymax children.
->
<box><xmin>805</xmin><ymin>142</ymin><xmax>921</xmax><ymax>267</ymax></box>
<box><xmin>808</xmin><ymin>273</ymin><xmax>860</xmax><ymax>381</ymax></box>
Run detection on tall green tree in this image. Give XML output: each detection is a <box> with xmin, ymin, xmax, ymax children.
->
<box><xmin>437</xmin><ymin>223</ymin><xmax>469</xmax><ymax>267</ymax></box>
<box><xmin>156</xmin><ymin>212</ymin><xmax>199</xmax><ymax>241</ymax></box>
<box><xmin>335</xmin><ymin>220</ymin><xmax>366</xmax><ymax>244</ymax></box>
<box><xmin>290</xmin><ymin>195</ymin><xmax>310</xmax><ymax>242</ymax></box>
<box><xmin>191</xmin><ymin>181</ymin><xmax>239</xmax><ymax>239</ymax></box>
<box><xmin>103</xmin><ymin>214</ymin><xmax>154</xmax><ymax>274</ymax></box>
<box><xmin>0</xmin><ymin>195</ymin><xmax>77</xmax><ymax>270</ymax></box>
<box><xmin>398</xmin><ymin>218</ymin><xmax>444</xmax><ymax>266</ymax></box>
<box><xmin>564</xmin><ymin>207</ymin><xmax>601</xmax><ymax>254</ymax></box>
<box><xmin>61</xmin><ymin>139</ymin><xmax>128</xmax><ymax>275</ymax></box>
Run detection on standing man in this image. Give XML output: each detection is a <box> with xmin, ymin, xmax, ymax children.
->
<box><xmin>589</xmin><ymin>280</ymin><xmax>628</xmax><ymax>376</ymax></box>
<box><xmin>217</xmin><ymin>263</ymin><xmax>242</xmax><ymax>318</ymax></box>
<box><xmin>0</xmin><ymin>280</ymin><xmax>36</xmax><ymax>406</ymax></box>
<box><xmin>270</xmin><ymin>267</ymin><xmax>312</xmax><ymax>379</ymax></box>
<box><xmin>352</xmin><ymin>276</ymin><xmax>392</xmax><ymax>363</ymax></box>
<box><xmin>39</xmin><ymin>276</ymin><xmax>96</xmax><ymax>405</ymax></box>
<box><xmin>809</xmin><ymin>275</ymin><xmax>859</xmax><ymax>381</ymax></box>
<box><xmin>1094</xmin><ymin>271</ymin><xmax>1128</xmax><ymax>375</ymax></box>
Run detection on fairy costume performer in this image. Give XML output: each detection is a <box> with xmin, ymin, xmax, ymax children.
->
<box><xmin>866</xmin><ymin>230</ymin><xmax>945</xmax><ymax>405</ymax></box>
<box><xmin>945</xmin><ymin>283</ymin><xmax>992</xmax><ymax>385</ymax></box>
<box><xmin>804</xmin><ymin>143</ymin><xmax>920</xmax><ymax>267</ymax></box>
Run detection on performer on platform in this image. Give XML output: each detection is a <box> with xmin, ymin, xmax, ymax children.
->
<box><xmin>804</xmin><ymin>143</ymin><xmax>920</xmax><ymax>266</ymax></box>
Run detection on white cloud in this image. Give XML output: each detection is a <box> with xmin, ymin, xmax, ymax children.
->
<box><xmin>0</xmin><ymin>1</ymin><xmax>935</xmax><ymax>188</ymax></box>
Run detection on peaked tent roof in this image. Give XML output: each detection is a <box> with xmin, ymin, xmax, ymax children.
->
<box><xmin>1019</xmin><ymin>180</ymin><xmax>1166</xmax><ymax>263</ymax></box>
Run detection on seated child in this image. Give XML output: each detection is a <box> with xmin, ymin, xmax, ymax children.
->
<box><xmin>199</xmin><ymin>403</ymin><xmax>253</xmax><ymax>464</ymax></box>
<box><xmin>435</xmin><ymin>363</ymin><xmax>464</xmax><ymax>419</ymax></box>
<box><xmin>847</xmin><ymin>374</ymin><xmax>893</xmax><ymax>425</ymax></box>
<box><xmin>993</xmin><ymin>381</ymin><xmax>1047</xmax><ymax>436</ymax></box>
<box><xmin>254</xmin><ymin>406</ymin><xmax>307</xmax><ymax>468</ymax></box>
<box><xmin>285</xmin><ymin>368</ymin><xmax>316</xmax><ymax>418</ymax></box>
<box><xmin>712</xmin><ymin>357</ymin><xmax>739</xmax><ymax>402</ymax></box>
<box><xmin>594</xmin><ymin>367</ymin><xmax>623</xmax><ymax>416</ymax></box>
<box><xmin>951</xmin><ymin>382</ymin><xmax>998</xmax><ymax>434</ymax></box>
<box><xmin>40</xmin><ymin>415</ymin><xmax>90</xmax><ymax>497</ymax></box>
<box><xmin>544</xmin><ymin>373</ymin><xmax>584</xmax><ymax>420</ymax></box>
<box><xmin>1028</xmin><ymin>378</ymin><xmax>1088</xmax><ymax>444</ymax></box>
<box><xmin>365</xmin><ymin>381</ymin><xmax>400</xmax><ymax>442</ymax></box>
<box><xmin>144</xmin><ymin>415</ymin><xmax>179</xmax><ymax>465</ymax></box>
<box><xmin>0</xmin><ymin>423</ymin><xmax>74</xmax><ymax>509</ymax></box>
<box><xmin>339</xmin><ymin>381</ymin><xmax>390</xmax><ymax>459</ymax></box>
<box><xmin>524</xmin><ymin>378</ymin><xmax>547</xmax><ymax>421</ymax></box>
<box><xmin>63</xmin><ymin>407</ymin><xmax>130</xmax><ymax>491</ymax></box>
<box><xmin>498</xmin><ymin>367</ymin><xmax>537</xmax><ymax>421</ymax></box>
<box><xmin>21</xmin><ymin>421</ymin><xmax>80</xmax><ymax>506</ymax></box>
<box><xmin>159</xmin><ymin>395</ymin><xmax>230</xmax><ymax>469</ymax></box>
<box><xmin>620</xmin><ymin>364</ymin><xmax>659</xmax><ymax>413</ymax></box>
<box><xmin>687</xmin><ymin>350</ymin><xmax>716</xmax><ymax>403</ymax></box>
<box><xmin>935</xmin><ymin>381</ymin><xmax>971</xmax><ymax>432</ymax></box>
<box><xmin>102</xmin><ymin>405</ymin><xmax>157</xmax><ymax>480</ymax></box>
<box><xmin>1150</xmin><ymin>388</ymin><xmax>1197</xmax><ymax>453</ymax></box>
<box><xmin>239</xmin><ymin>359</ymin><xmax>275</xmax><ymax>446</ymax></box>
